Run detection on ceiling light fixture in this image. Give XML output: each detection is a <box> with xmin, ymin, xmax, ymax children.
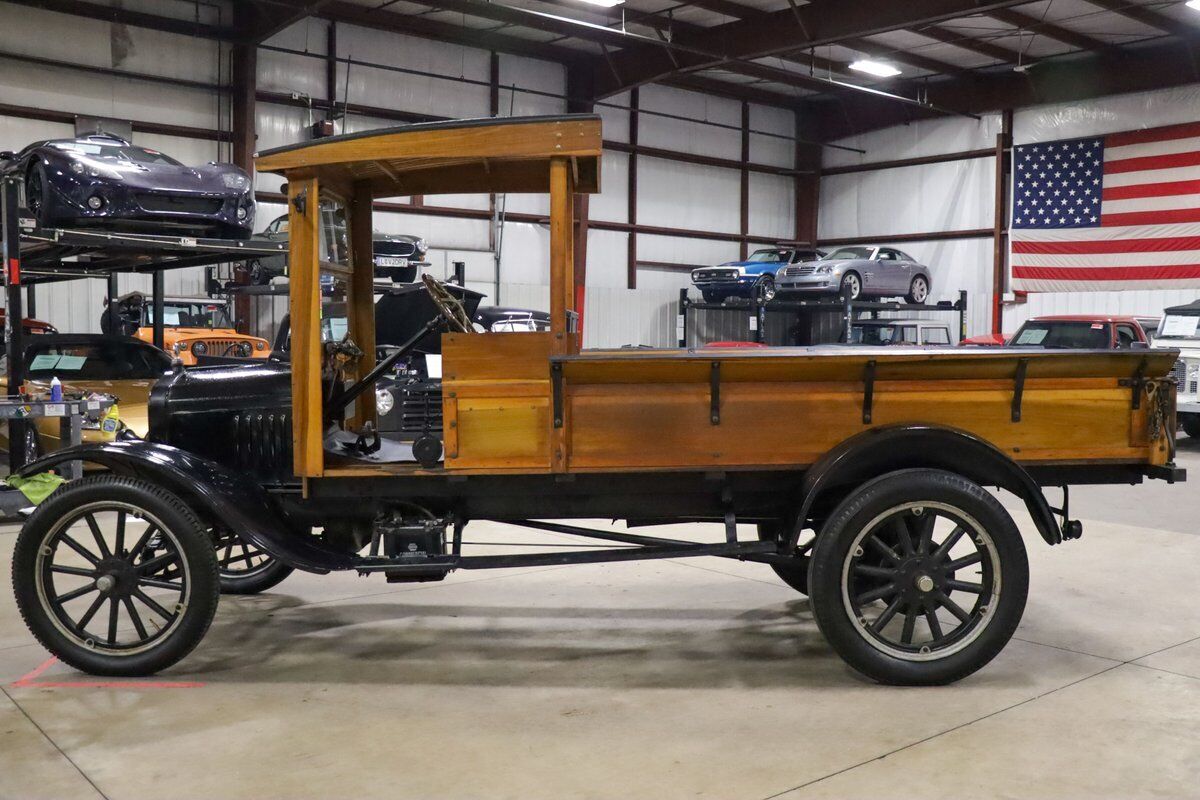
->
<box><xmin>577</xmin><ymin>0</ymin><xmax>624</xmax><ymax>6</ymax></box>
<box><xmin>849</xmin><ymin>60</ymin><xmax>902</xmax><ymax>78</ymax></box>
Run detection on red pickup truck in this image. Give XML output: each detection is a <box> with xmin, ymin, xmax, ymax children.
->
<box><xmin>961</xmin><ymin>315</ymin><xmax>1152</xmax><ymax>349</ymax></box>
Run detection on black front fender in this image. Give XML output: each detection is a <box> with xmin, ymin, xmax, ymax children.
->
<box><xmin>791</xmin><ymin>424</ymin><xmax>1064</xmax><ymax>547</ymax></box>
<box><xmin>20</xmin><ymin>441</ymin><xmax>351</xmax><ymax>573</ymax></box>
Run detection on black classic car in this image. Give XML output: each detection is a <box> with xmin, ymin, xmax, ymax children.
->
<box><xmin>249</xmin><ymin>212</ymin><xmax>428</xmax><ymax>285</ymax></box>
<box><xmin>0</xmin><ymin>134</ymin><xmax>255</xmax><ymax>238</ymax></box>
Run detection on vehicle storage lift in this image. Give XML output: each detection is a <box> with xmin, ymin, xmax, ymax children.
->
<box><xmin>0</xmin><ymin>176</ymin><xmax>285</xmax><ymax>473</ymax></box>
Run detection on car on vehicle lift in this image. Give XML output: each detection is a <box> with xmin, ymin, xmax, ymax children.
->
<box><xmin>1153</xmin><ymin>300</ymin><xmax>1200</xmax><ymax>438</ymax></box>
<box><xmin>776</xmin><ymin>246</ymin><xmax>933</xmax><ymax>303</ymax></box>
<box><xmin>248</xmin><ymin>211</ymin><xmax>429</xmax><ymax>285</ymax></box>
<box><xmin>961</xmin><ymin>315</ymin><xmax>1153</xmax><ymax>349</ymax></box>
<box><xmin>8</xmin><ymin>115</ymin><xmax>1183</xmax><ymax>688</ymax></box>
<box><xmin>690</xmin><ymin>247</ymin><xmax>824</xmax><ymax>305</ymax></box>
<box><xmin>0</xmin><ymin>134</ymin><xmax>255</xmax><ymax>239</ymax></box>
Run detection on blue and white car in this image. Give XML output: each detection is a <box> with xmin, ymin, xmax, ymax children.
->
<box><xmin>691</xmin><ymin>247</ymin><xmax>824</xmax><ymax>304</ymax></box>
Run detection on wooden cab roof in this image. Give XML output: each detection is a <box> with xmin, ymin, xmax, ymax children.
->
<box><xmin>254</xmin><ymin>114</ymin><xmax>602</xmax><ymax>197</ymax></box>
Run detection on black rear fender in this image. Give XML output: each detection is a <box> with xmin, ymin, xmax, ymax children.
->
<box><xmin>790</xmin><ymin>425</ymin><xmax>1064</xmax><ymax>548</ymax></box>
<box><xmin>19</xmin><ymin>441</ymin><xmax>350</xmax><ymax>573</ymax></box>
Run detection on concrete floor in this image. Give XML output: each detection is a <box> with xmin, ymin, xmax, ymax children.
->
<box><xmin>2</xmin><ymin>440</ymin><xmax>1200</xmax><ymax>799</ymax></box>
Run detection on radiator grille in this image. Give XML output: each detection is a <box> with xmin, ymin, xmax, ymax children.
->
<box><xmin>192</xmin><ymin>338</ymin><xmax>250</xmax><ymax>356</ymax></box>
<box><xmin>135</xmin><ymin>193</ymin><xmax>223</xmax><ymax>215</ymax></box>
<box><xmin>781</xmin><ymin>265</ymin><xmax>817</xmax><ymax>277</ymax></box>
<box><xmin>693</xmin><ymin>268</ymin><xmax>738</xmax><ymax>282</ymax></box>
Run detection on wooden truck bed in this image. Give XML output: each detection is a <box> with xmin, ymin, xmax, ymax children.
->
<box><xmin>436</xmin><ymin>333</ymin><xmax>1176</xmax><ymax>476</ymax></box>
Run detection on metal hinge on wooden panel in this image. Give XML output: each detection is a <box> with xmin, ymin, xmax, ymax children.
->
<box><xmin>551</xmin><ymin>361</ymin><xmax>564</xmax><ymax>428</ymax></box>
<box><xmin>710</xmin><ymin>361</ymin><xmax>721</xmax><ymax>425</ymax></box>
<box><xmin>1011</xmin><ymin>358</ymin><xmax>1028</xmax><ymax>422</ymax></box>
<box><xmin>862</xmin><ymin>360</ymin><xmax>876</xmax><ymax>425</ymax></box>
<box><xmin>1119</xmin><ymin>356</ymin><xmax>1149</xmax><ymax>410</ymax></box>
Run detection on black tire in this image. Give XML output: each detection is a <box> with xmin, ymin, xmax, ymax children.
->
<box><xmin>12</xmin><ymin>475</ymin><xmax>220</xmax><ymax>677</ymax></box>
<box><xmin>248</xmin><ymin>260</ymin><xmax>269</xmax><ymax>286</ymax></box>
<box><xmin>214</xmin><ymin>530</ymin><xmax>294</xmax><ymax>595</ymax></box>
<box><xmin>756</xmin><ymin>522</ymin><xmax>810</xmax><ymax>595</ymax></box>
<box><xmin>755</xmin><ymin>275</ymin><xmax>777</xmax><ymax>304</ymax></box>
<box><xmin>808</xmin><ymin>469</ymin><xmax>1028</xmax><ymax>686</ymax></box>
<box><xmin>838</xmin><ymin>272</ymin><xmax>862</xmax><ymax>301</ymax></box>
<box><xmin>1181</xmin><ymin>415</ymin><xmax>1200</xmax><ymax>439</ymax></box>
<box><xmin>906</xmin><ymin>275</ymin><xmax>930</xmax><ymax>305</ymax></box>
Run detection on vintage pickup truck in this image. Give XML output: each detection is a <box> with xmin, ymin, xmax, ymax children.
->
<box><xmin>9</xmin><ymin>115</ymin><xmax>1184</xmax><ymax>686</ymax></box>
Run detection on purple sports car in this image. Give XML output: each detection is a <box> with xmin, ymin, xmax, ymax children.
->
<box><xmin>0</xmin><ymin>134</ymin><xmax>255</xmax><ymax>239</ymax></box>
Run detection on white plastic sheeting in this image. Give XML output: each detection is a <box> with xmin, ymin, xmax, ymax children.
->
<box><xmin>638</xmin><ymin>156</ymin><xmax>740</xmax><ymax>232</ymax></box>
<box><xmin>748</xmin><ymin>104</ymin><xmax>794</xmax><ymax>168</ymax></box>
<box><xmin>590</xmin><ymin>151</ymin><xmax>629</xmax><ymax>224</ymax></box>
<box><xmin>823</xmin><ymin>114</ymin><xmax>1002</xmax><ymax>169</ymax></box>
<box><xmin>1014</xmin><ymin>84</ymin><xmax>1200</xmax><ymax>145</ymax></box>
<box><xmin>597</xmin><ymin>91</ymin><xmax>631</xmax><ymax>143</ymax></box>
<box><xmin>819</xmin><ymin>156</ymin><xmax>994</xmax><ymax>241</ymax></box>
<box><xmin>496</xmin><ymin>55</ymin><xmax>565</xmax><ymax>118</ymax></box>
<box><xmin>638</xmin><ymin>85</ymin><xmax>741</xmax><ymax>161</ymax></box>
<box><xmin>748</xmin><ymin>172</ymin><xmax>795</xmax><ymax>240</ymax></box>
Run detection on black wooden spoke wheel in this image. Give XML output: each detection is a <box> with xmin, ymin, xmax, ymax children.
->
<box><xmin>213</xmin><ymin>529</ymin><xmax>293</xmax><ymax>595</ymax></box>
<box><xmin>12</xmin><ymin>476</ymin><xmax>219</xmax><ymax>677</ymax></box>
<box><xmin>809</xmin><ymin>469</ymin><xmax>1028</xmax><ymax>685</ymax></box>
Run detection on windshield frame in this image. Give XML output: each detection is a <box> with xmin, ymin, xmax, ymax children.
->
<box><xmin>142</xmin><ymin>301</ymin><xmax>233</xmax><ymax>330</ymax></box>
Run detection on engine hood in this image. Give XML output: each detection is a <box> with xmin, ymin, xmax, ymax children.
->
<box><xmin>375</xmin><ymin>283</ymin><xmax>485</xmax><ymax>353</ymax></box>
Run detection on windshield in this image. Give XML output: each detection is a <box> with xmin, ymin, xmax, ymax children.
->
<box><xmin>52</xmin><ymin>141</ymin><xmax>181</xmax><ymax>166</ymax></box>
<box><xmin>1012</xmin><ymin>321</ymin><xmax>1110</xmax><ymax>348</ymax></box>
<box><xmin>26</xmin><ymin>340</ymin><xmax>171</xmax><ymax>380</ymax></box>
<box><xmin>745</xmin><ymin>249</ymin><xmax>790</xmax><ymax>263</ymax></box>
<box><xmin>1158</xmin><ymin>314</ymin><xmax>1200</xmax><ymax>340</ymax></box>
<box><xmin>849</xmin><ymin>324</ymin><xmax>917</xmax><ymax>345</ymax></box>
<box><xmin>143</xmin><ymin>302</ymin><xmax>232</xmax><ymax>329</ymax></box>
<box><xmin>487</xmin><ymin>318</ymin><xmax>549</xmax><ymax>333</ymax></box>
<box><xmin>824</xmin><ymin>247</ymin><xmax>873</xmax><ymax>260</ymax></box>
<box><xmin>322</xmin><ymin>316</ymin><xmax>349</xmax><ymax>343</ymax></box>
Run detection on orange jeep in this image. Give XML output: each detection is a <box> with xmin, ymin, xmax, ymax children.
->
<box><xmin>102</xmin><ymin>292</ymin><xmax>269</xmax><ymax>365</ymax></box>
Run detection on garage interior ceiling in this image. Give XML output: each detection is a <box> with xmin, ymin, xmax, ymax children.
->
<box><xmin>19</xmin><ymin>0</ymin><xmax>1195</xmax><ymax>140</ymax></box>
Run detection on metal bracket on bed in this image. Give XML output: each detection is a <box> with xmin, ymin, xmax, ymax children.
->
<box><xmin>862</xmin><ymin>360</ymin><xmax>876</xmax><ymax>425</ymax></box>
<box><xmin>1011</xmin><ymin>358</ymin><xmax>1028</xmax><ymax>422</ymax></box>
<box><xmin>710</xmin><ymin>361</ymin><xmax>721</xmax><ymax>425</ymax></box>
<box><xmin>1119</xmin><ymin>357</ymin><xmax>1149</xmax><ymax>410</ymax></box>
<box><xmin>551</xmin><ymin>361</ymin><xmax>564</xmax><ymax>428</ymax></box>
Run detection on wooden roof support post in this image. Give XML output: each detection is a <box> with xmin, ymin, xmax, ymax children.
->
<box><xmin>549</xmin><ymin>155</ymin><xmax>576</xmax><ymax>356</ymax></box>
<box><xmin>349</xmin><ymin>181</ymin><xmax>377</xmax><ymax>425</ymax></box>
<box><xmin>289</xmin><ymin>176</ymin><xmax>324</xmax><ymax>477</ymax></box>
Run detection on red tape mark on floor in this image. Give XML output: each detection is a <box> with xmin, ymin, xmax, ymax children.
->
<box><xmin>11</xmin><ymin>657</ymin><xmax>205</xmax><ymax>689</ymax></box>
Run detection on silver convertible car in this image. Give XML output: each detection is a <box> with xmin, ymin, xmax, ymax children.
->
<box><xmin>776</xmin><ymin>246</ymin><xmax>932</xmax><ymax>303</ymax></box>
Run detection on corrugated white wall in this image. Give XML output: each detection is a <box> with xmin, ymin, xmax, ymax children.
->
<box><xmin>0</xmin><ymin>4</ymin><xmax>795</xmax><ymax>348</ymax></box>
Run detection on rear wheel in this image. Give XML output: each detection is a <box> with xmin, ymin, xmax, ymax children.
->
<box><xmin>1181</xmin><ymin>414</ymin><xmax>1200</xmax><ymax>439</ymax></box>
<box><xmin>808</xmin><ymin>469</ymin><xmax>1028</xmax><ymax>685</ymax></box>
<box><xmin>906</xmin><ymin>275</ymin><xmax>930</xmax><ymax>304</ymax></box>
<box><xmin>11</xmin><ymin>475</ymin><xmax>220</xmax><ymax>676</ymax></box>
<box><xmin>213</xmin><ymin>529</ymin><xmax>293</xmax><ymax>595</ymax></box>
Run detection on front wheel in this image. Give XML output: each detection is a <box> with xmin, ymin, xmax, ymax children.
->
<box><xmin>12</xmin><ymin>475</ymin><xmax>220</xmax><ymax>677</ymax></box>
<box><xmin>906</xmin><ymin>275</ymin><xmax>930</xmax><ymax>304</ymax></box>
<box><xmin>808</xmin><ymin>469</ymin><xmax>1028</xmax><ymax>685</ymax></box>
<box><xmin>839</xmin><ymin>272</ymin><xmax>862</xmax><ymax>301</ymax></box>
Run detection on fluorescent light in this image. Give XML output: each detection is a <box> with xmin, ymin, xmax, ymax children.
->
<box><xmin>1187</xmin><ymin>0</ymin><xmax>1200</xmax><ymax>10</ymax></box>
<box><xmin>578</xmin><ymin>0</ymin><xmax>624</xmax><ymax>6</ymax></box>
<box><xmin>849</xmin><ymin>60</ymin><xmax>902</xmax><ymax>78</ymax></box>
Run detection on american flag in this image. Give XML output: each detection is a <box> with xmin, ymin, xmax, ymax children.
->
<box><xmin>1010</xmin><ymin>121</ymin><xmax>1200</xmax><ymax>292</ymax></box>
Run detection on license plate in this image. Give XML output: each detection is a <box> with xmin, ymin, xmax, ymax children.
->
<box><xmin>376</xmin><ymin>256</ymin><xmax>408</xmax><ymax>267</ymax></box>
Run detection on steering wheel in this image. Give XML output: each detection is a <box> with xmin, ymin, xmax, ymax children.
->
<box><xmin>421</xmin><ymin>273</ymin><xmax>474</xmax><ymax>334</ymax></box>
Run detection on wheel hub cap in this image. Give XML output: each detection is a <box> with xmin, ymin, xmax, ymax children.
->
<box><xmin>916</xmin><ymin>574</ymin><xmax>935</xmax><ymax>593</ymax></box>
